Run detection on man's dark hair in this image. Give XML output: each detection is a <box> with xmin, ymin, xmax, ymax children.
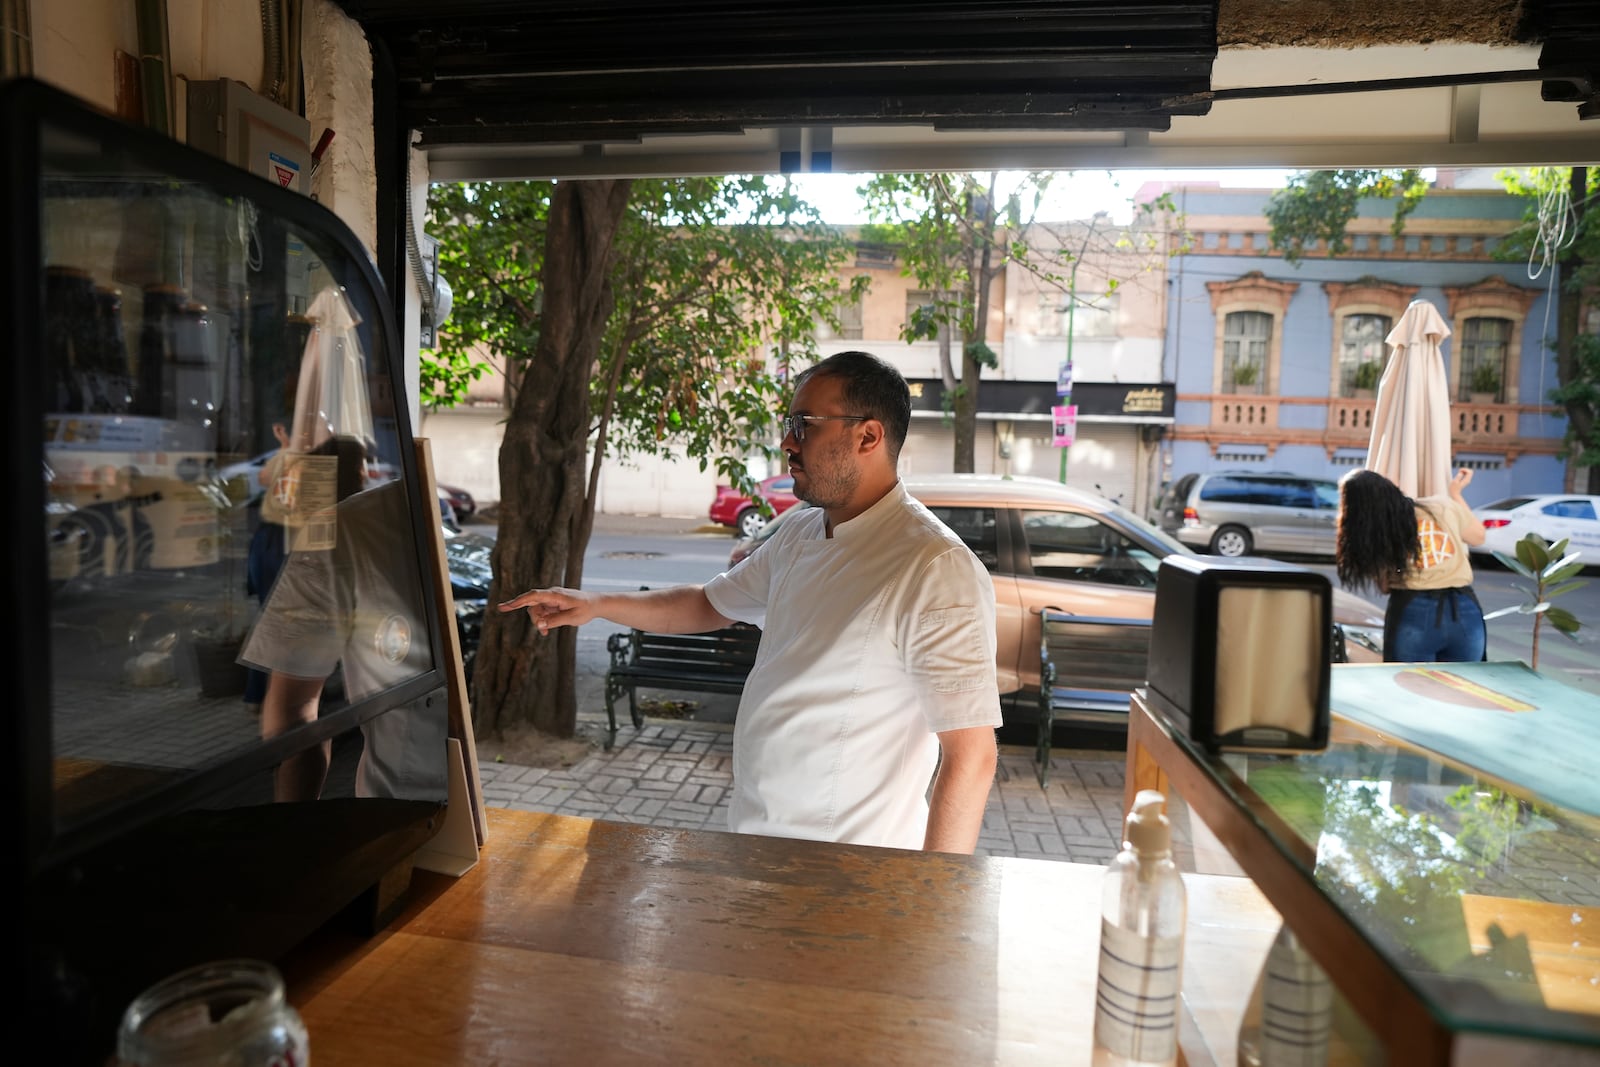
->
<box><xmin>794</xmin><ymin>350</ymin><xmax>911</xmax><ymax>462</ymax></box>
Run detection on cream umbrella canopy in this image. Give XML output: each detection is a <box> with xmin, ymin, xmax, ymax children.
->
<box><xmin>1366</xmin><ymin>299</ymin><xmax>1453</xmax><ymax>499</ymax></box>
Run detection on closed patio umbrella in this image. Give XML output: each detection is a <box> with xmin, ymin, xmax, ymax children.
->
<box><xmin>1367</xmin><ymin>299</ymin><xmax>1453</xmax><ymax>499</ymax></box>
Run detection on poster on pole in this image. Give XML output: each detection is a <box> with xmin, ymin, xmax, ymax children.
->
<box><xmin>1057</xmin><ymin>361</ymin><xmax>1074</xmax><ymax>397</ymax></box>
<box><xmin>1051</xmin><ymin>404</ymin><xmax>1078</xmax><ymax>448</ymax></box>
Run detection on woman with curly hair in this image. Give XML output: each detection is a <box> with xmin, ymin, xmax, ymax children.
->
<box><xmin>1336</xmin><ymin>467</ymin><xmax>1488</xmax><ymax>662</ymax></box>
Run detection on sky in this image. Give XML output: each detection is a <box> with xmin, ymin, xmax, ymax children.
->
<box><xmin>787</xmin><ymin>168</ymin><xmax>1296</xmax><ymax>225</ymax></box>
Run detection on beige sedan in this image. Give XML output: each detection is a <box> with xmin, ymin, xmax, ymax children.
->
<box><xmin>733</xmin><ymin>473</ymin><xmax>1386</xmax><ymax>729</ymax></box>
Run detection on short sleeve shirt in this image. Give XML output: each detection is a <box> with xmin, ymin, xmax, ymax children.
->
<box><xmin>703</xmin><ymin>482</ymin><xmax>1002</xmax><ymax>850</ymax></box>
<box><xmin>1397</xmin><ymin>495</ymin><xmax>1475</xmax><ymax>591</ymax></box>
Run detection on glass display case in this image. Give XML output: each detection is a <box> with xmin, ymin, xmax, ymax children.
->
<box><xmin>1125</xmin><ymin>664</ymin><xmax>1600</xmax><ymax>1063</ymax></box>
<box><xmin>5</xmin><ymin>78</ymin><xmax>451</xmax><ymax>1064</ymax></box>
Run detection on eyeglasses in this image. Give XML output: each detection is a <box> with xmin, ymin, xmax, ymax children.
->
<box><xmin>784</xmin><ymin>413</ymin><xmax>867</xmax><ymax>443</ymax></box>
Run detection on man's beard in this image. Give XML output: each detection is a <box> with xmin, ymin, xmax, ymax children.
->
<box><xmin>793</xmin><ymin>437</ymin><xmax>859</xmax><ymax>510</ymax></box>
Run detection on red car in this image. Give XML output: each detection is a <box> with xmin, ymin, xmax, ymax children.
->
<box><xmin>709</xmin><ymin>474</ymin><xmax>801</xmax><ymax>538</ymax></box>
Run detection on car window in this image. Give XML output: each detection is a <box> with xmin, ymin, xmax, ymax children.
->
<box><xmin>1542</xmin><ymin>499</ymin><xmax>1597</xmax><ymax>520</ymax></box>
<box><xmin>925</xmin><ymin>506</ymin><xmax>999</xmax><ymax>572</ymax></box>
<box><xmin>1312</xmin><ymin>482</ymin><xmax>1340</xmax><ymax>509</ymax></box>
<box><xmin>1018</xmin><ymin>510</ymin><xmax>1160</xmax><ymax>589</ymax></box>
<box><xmin>1277</xmin><ymin>480</ymin><xmax>1316</xmax><ymax>508</ymax></box>
<box><xmin>767</xmin><ymin>477</ymin><xmax>794</xmax><ymax>493</ymax></box>
<box><xmin>1482</xmin><ymin>497</ymin><xmax>1536</xmax><ymax>511</ymax></box>
<box><xmin>1197</xmin><ymin>476</ymin><xmax>1247</xmax><ymax>503</ymax></box>
<box><xmin>1103</xmin><ymin>502</ymin><xmax>1192</xmax><ymax>557</ymax></box>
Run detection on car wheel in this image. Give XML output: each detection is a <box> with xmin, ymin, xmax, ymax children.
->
<box><xmin>736</xmin><ymin>507</ymin><xmax>768</xmax><ymax>539</ymax></box>
<box><xmin>1210</xmin><ymin>525</ymin><xmax>1252</xmax><ymax>557</ymax></box>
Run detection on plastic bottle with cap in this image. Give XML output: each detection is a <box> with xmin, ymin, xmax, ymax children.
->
<box><xmin>1092</xmin><ymin>789</ymin><xmax>1187</xmax><ymax>1067</ymax></box>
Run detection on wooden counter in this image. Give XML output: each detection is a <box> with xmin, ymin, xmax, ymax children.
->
<box><xmin>282</xmin><ymin>808</ymin><xmax>1279</xmax><ymax>1066</ymax></box>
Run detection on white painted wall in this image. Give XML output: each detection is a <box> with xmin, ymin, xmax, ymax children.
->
<box><xmin>303</xmin><ymin>0</ymin><xmax>375</xmax><ymax>256</ymax></box>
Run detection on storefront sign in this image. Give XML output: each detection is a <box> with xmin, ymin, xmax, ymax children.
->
<box><xmin>1121</xmin><ymin>388</ymin><xmax>1167</xmax><ymax>415</ymax></box>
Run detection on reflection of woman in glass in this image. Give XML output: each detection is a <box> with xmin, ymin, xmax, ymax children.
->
<box><xmin>1336</xmin><ymin>468</ymin><xmax>1488</xmax><ymax>663</ymax></box>
<box><xmin>242</xmin><ymin>421</ymin><xmax>291</xmax><ymax>714</ymax></box>
<box><xmin>239</xmin><ymin>437</ymin><xmax>442</xmax><ymax>802</ymax></box>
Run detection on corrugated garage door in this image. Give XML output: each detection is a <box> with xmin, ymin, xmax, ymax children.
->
<box><xmin>1062</xmin><ymin>424</ymin><xmax>1140</xmax><ymax>510</ymax></box>
<box><xmin>899</xmin><ymin>420</ymin><xmax>997</xmax><ymax>477</ymax></box>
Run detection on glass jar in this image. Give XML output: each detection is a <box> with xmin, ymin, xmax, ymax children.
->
<box><xmin>116</xmin><ymin>958</ymin><xmax>309</xmax><ymax>1067</ymax></box>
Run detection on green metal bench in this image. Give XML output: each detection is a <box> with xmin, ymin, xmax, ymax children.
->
<box><xmin>603</xmin><ymin>622</ymin><xmax>761</xmax><ymax>749</ymax></box>
<box><xmin>1036</xmin><ymin>609</ymin><xmax>1151</xmax><ymax>788</ymax></box>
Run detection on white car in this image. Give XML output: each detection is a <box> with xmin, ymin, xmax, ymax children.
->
<box><xmin>1471</xmin><ymin>494</ymin><xmax>1600</xmax><ymax>560</ymax></box>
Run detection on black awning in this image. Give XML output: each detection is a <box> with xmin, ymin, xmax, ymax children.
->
<box><xmin>334</xmin><ymin>1</ymin><xmax>1218</xmax><ymax>147</ymax></box>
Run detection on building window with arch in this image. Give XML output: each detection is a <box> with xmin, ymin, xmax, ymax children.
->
<box><xmin>1443</xmin><ymin>277</ymin><xmax>1538</xmax><ymax>405</ymax></box>
<box><xmin>1340</xmin><ymin>313</ymin><xmax>1391</xmax><ymax>396</ymax></box>
<box><xmin>1222</xmin><ymin>310</ymin><xmax>1271</xmax><ymax>393</ymax></box>
<box><xmin>1458</xmin><ymin>316</ymin><xmax>1510</xmax><ymax>401</ymax></box>
<box><xmin>1206</xmin><ymin>272</ymin><xmax>1298</xmax><ymax>398</ymax></box>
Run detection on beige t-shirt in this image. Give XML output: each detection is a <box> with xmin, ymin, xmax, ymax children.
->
<box><xmin>258</xmin><ymin>451</ymin><xmax>290</xmax><ymax>526</ymax></box>
<box><xmin>1396</xmin><ymin>495</ymin><xmax>1474</xmax><ymax>591</ymax></box>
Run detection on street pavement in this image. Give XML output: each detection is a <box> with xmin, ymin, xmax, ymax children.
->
<box><xmin>476</xmin><ymin>693</ymin><xmax>1131</xmax><ymax>864</ymax></box>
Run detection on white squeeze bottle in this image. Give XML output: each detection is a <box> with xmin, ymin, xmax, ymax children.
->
<box><xmin>1092</xmin><ymin>789</ymin><xmax>1187</xmax><ymax>1067</ymax></box>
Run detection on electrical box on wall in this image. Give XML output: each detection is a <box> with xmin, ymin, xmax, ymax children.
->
<box><xmin>185</xmin><ymin>78</ymin><xmax>310</xmax><ymax>193</ymax></box>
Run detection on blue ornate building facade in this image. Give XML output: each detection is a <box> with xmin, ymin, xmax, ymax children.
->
<box><xmin>1159</xmin><ymin>183</ymin><xmax>1570</xmax><ymax>507</ymax></box>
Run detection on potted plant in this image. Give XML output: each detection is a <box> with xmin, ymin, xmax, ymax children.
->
<box><xmin>1482</xmin><ymin>534</ymin><xmax>1584</xmax><ymax>670</ymax></box>
<box><xmin>1231</xmin><ymin>360</ymin><xmax>1261</xmax><ymax>394</ymax></box>
<box><xmin>1351</xmin><ymin>359</ymin><xmax>1381</xmax><ymax>398</ymax></box>
<box><xmin>1468</xmin><ymin>362</ymin><xmax>1501</xmax><ymax>404</ymax></box>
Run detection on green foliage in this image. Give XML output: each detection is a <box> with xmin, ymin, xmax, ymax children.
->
<box><xmin>426</xmin><ymin>176</ymin><xmax>864</xmax><ymax>503</ymax></box>
<box><xmin>1552</xmin><ymin>330</ymin><xmax>1600</xmax><ymax>469</ymax></box>
<box><xmin>1232</xmin><ymin>360</ymin><xmax>1260</xmax><ymax>386</ymax></box>
<box><xmin>599</xmin><ymin>177</ymin><xmax>866</xmax><ymax>492</ymax></box>
<box><xmin>1494</xmin><ymin>167</ymin><xmax>1600</xmax><ymax>483</ymax></box>
<box><xmin>1353</xmin><ymin>358</ymin><xmax>1382</xmax><ymax>390</ymax></box>
<box><xmin>423</xmin><ymin>181</ymin><xmax>553</xmax><ymax>406</ymax></box>
<box><xmin>1483</xmin><ymin>533</ymin><xmax>1587</xmax><ymax>669</ymax></box>
<box><xmin>1469</xmin><ymin>361</ymin><xmax>1501</xmax><ymax>396</ymax></box>
<box><xmin>858</xmin><ymin>174</ymin><xmax>1187</xmax><ymax>471</ymax></box>
<box><xmin>1264</xmin><ymin>169</ymin><xmax>1428</xmax><ymax>265</ymax></box>
<box><xmin>964</xmin><ymin>340</ymin><xmax>998</xmax><ymax>370</ymax></box>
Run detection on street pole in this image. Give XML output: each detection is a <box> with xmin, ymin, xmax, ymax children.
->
<box><xmin>1059</xmin><ymin>212</ymin><xmax>1104</xmax><ymax>484</ymax></box>
<box><xmin>1059</xmin><ymin>274</ymin><xmax>1075</xmax><ymax>484</ymax></box>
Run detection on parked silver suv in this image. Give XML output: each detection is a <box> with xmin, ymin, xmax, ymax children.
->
<box><xmin>1154</xmin><ymin>471</ymin><xmax>1341</xmax><ymax>557</ymax></box>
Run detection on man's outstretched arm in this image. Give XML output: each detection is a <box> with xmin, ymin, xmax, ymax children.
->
<box><xmin>498</xmin><ymin>584</ymin><xmax>733</xmax><ymax>636</ymax></box>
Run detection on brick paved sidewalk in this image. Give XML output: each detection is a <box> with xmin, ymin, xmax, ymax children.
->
<box><xmin>477</xmin><ymin>715</ymin><xmax>1128</xmax><ymax>863</ymax></box>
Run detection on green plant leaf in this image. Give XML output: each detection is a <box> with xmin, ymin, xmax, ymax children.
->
<box><xmin>1515</xmin><ymin>536</ymin><xmax>1550</xmax><ymax>571</ymax></box>
<box><xmin>1542</xmin><ymin>557</ymin><xmax>1586</xmax><ymax>583</ymax></box>
<box><xmin>1491</xmin><ymin>551</ymin><xmax>1535</xmax><ymax>578</ymax></box>
<box><xmin>1545</xmin><ymin>579</ymin><xmax>1589</xmax><ymax>598</ymax></box>
<box><xmin>1545</xmin><ymin>607</ymin><xmax>1582</xmax><ymax>635</ymax></box>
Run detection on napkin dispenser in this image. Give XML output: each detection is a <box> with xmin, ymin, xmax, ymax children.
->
<box><xmin>1144</xmin><ymin>555</ymin><xmax>1331</xmax><ymax>753</ymax></box>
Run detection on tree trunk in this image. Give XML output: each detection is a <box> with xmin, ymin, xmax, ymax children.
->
<box><xmin>473</xmin><ymin>179</ymin><xmax>633</xmax><ymax>740</ymax></box>
<box><xmin>1556</xmin><ymin>168</ymin><xmax>1597</xmax><ymax>493</ymax></box>
<box><xmin>952</xmin><ymin>174</ymin><xmax>999</xmax><ymax>475</ymax></box>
